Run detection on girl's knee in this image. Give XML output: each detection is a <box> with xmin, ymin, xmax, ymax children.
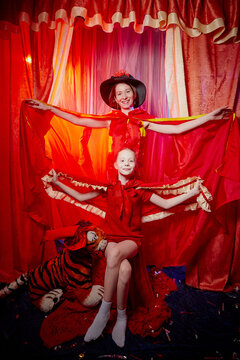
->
<box><xmin>106</xmin><ymin>247</ymin><xmax>122</xmax><ymax>268</ymax></box>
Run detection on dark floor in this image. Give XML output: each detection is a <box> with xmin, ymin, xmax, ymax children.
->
<box><xmin>0</xmin><ymin>267</ymin><xmax>240</xmax><ymax>360</ymax></box>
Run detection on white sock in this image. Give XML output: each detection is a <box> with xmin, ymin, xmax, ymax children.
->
<box><xmin>84</xmin><ymin>299</ymin><xmax>112</xmax><ymax>342</ymax></box>
<box><xmin>112</xmin><ymin>308</ymin><xmax>127</xmax><ymax>348</ymax></box>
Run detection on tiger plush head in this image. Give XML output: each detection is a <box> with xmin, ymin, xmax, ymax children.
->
<box><xmin>64</xmin><ymin>220</ymin><xmax>107</xmax><ymax>255</ymax></box>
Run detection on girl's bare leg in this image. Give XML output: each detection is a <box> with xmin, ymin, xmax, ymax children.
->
<box><xmin>112</xmin><ymin>259</ymin><xmax>132</xmax><ymax>347</ymax></box>
<box><xmin>103</xmin><ymin>241</ymin><xmax>137</xmax><ymax>302</ymax></box>
<box><xmin>84</xmin><ymin>240</ymin><xmax>138</xmax><ymax>343</ymax></box>
<box><xmin>116</xmin><ymin>258</ymin><xmax>132</xmax><ymax>309</ymax></box>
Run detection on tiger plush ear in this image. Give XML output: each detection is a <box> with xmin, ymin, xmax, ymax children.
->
<box><xmin>64</xmin><ymin>220</ymin><xmax>94</xmax><ymax>251</ymax></box>
<box><xmin>76</xmin><ymin>220</ymin><xmax>92</xmax><ymax>229</ymax></box>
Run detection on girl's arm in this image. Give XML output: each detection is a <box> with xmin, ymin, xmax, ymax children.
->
<box><xmin>143</xmin><ymin>106</ymin><xmax>231</xmax><ymax>134</ymax></box>
<box><xmin>26</xmin><ymin>100</ymin><xmax>110</xmax><ymax>129</ymax></box>
<box><xmin>149</xmin><ymin>181</ymin><xmax>200</xmax><ymax>209</ymax></box>
<box><xmin>52</xmin><ymin>170</ymin><xmax>100</xmax><ymax>202</ymax></box>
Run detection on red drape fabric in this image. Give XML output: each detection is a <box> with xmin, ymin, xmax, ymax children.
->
<box><xmin>182</xmin><ymin>32</ymin><xmax>240</xmax><ymax>117</ymax></box>
<box><xmin>20</xmin><ymin>102</ymin><xmax>240</xmax><ymax>292</ymax></box>
<box><xmin>0</xmin><ymin>23</ymin><xmax>57</xmax><ymax>282</ymax></box>
<box><xmin>0</xmin><ymin>0</ymin><xmax>239</xmax><ymax>43</ymax></box>
<box><xmin>141</xmin><ymin>115</ymin><xmax>240</xmax><ymax>291</ymax></box>
<box><xmin>181</xmin><ymin>33</ymin><xmax>240</xmax><ymax>288</ymax></box>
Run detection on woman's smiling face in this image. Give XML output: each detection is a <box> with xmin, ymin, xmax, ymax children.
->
<box><xmin>114</xmin><ymin>83</ymin><xmax>135</xmax><ymax>110</ymax></box>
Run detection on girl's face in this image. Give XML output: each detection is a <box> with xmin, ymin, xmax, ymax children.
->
<box><xmin>114</xmin><ymin>83</ymin><xmax>135</xmax><ymax>110</ymax></box>
<box><xmin>114</xmin><ymin>148</ymin><xmax>136</xmax><ymax>177</ymax></box>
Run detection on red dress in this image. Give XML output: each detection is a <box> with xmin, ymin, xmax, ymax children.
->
<box><xmin>103</xmin><ymin>179</ymin><xmax>152</xmax><ymax>246</ymax></box>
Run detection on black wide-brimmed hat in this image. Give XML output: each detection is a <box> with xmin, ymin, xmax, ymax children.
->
<box><xmin>100</xmin><ymin>72</ymin><xmax>146</xmax><ymax>109</ymax></box>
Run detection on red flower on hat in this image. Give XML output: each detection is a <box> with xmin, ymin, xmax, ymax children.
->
<box><xmin>114</xmin><ymin>70</ymin><xmax>129</xmax><ymax>77</ymax></box>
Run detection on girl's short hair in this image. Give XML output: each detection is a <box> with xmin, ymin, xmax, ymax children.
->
<box><xmin>108</xmin><ymin>83</ymin><xmax>138</xmax><ymax>109</ymax></box>
<box><xmin>115</xmin><ymin>147</ymin><xmax>136</xmax><ymax>162</ymax></box>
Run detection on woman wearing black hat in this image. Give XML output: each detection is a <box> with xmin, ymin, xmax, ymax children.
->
<box><xmin>27</xmin><ymin>71</ymin><xmax>230</xmax><ymax>164</ymax></box>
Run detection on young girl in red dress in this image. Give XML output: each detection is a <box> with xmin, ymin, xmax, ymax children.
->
<box><xmin>50</xmin><ymin>147</ymin><xmax>201</xmax><ymax>347</ymax></box>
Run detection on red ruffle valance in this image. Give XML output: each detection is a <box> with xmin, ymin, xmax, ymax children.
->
<box><xmin>0</xmin><ymin>0</ymin><xmax>239</xmax><ymax>43</ymax></box>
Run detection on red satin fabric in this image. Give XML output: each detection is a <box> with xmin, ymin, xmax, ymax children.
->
<box><xmin>109</xmin><ymin>109</ymin><xmax>153</xmax><ymax>159</ymax></box>
<box><xmin>20</xmin><ymin>101</ymin><xmax>240</xmax><ymax>291</ymax></box>
<box><xmin>142</xmin><ymin>116</ymin><xmax>240</xmax><ymax>291</ymax></box>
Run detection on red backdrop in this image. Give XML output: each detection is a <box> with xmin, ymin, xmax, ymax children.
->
<box><xmin>0</xmin><ymin>1</ymin><xmax>240</xmax><ymax>292</ymax></box>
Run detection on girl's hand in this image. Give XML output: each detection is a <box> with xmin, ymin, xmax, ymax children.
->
<box><xmin>25</xmin><ymin>99</ymin><xmax>51</xmax><ymax>111</ymax></box>
<box><xmin>208</xmin><ymin>106</ymin><xmax>232</xmax><ymax>121</ymax></box>
<box><xmin>51</xmin><ymin>169</ymin><xmax>58</xmax><ymax>184</ymax></box>
<box><xmin>191</xmin><ymin>180</ymin><xmax>200</xmax><ymax>197</ymax></box>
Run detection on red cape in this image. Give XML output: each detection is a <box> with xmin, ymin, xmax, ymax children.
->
<box><xmin>20</xmin><ymin>101</ymin><xmax>240</xmax><ymax>291</ymax></box>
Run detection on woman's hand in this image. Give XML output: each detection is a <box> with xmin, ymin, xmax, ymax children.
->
<box><xmin>51</xmin><ymin>169</ymin><xmax>58</xmax><ymax>184</ymax></box>
<box><xmin>25</xmin><ymin>99</ymin><xmax>52</xmax><ymax>111</ymax></box>
<box><xmin>207</xmin><ymin>106</ymin><xmax>232</xmax><ymax>121</ymax></box>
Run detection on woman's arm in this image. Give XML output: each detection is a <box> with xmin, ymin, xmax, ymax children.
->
<box><xmin>143</xmin><ymin>106</ymin><xmax>231</xmax><ymax>134</ymax></box>
<box><xmin>52</xmin><ymin>170</ymin><xmax>100</xmax><ymax>202</ymax></box>
<box><xmin>26</xmin><ymin>100</ymin><xmax>110</xmax><ymax>128</ymax></box>
<box><xmin>149</xmin><ymin>181</ymin><xmax>200</xmax><ymax>209</ymax></box>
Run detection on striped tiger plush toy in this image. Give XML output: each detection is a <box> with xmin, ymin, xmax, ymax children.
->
<box><xmin>0</xmin><ymin>220</ymin><xmax>107</xmax><ymax>313</ymax></box>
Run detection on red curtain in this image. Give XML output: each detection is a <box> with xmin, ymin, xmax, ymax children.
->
<box><xmin>181</xmin><ymin>32</ymin><xmax>240</xmax><ymax>289</ymax></box>
<box><xmin>182</xmin><ymin>32</ymin><xmax>240</xmax><ymax>116</ymax></box>
<box><xmin>1</xmin><ymin>0</ymin><xmax>239</xmax><ymax>43</ymax></box>
<box><xmin>0</xmin><ymin>1</ymin><xmax>240</xmax><ymax>291</ymax></box>
<box><xmin>0</xmin><ymin>22</ymin><xmax>57</xmax><ymax>281</ymax></box>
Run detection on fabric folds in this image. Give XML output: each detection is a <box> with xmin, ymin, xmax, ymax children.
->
<box><xmin>0</xmin><ymin>0</ymin><xmax>239</xmax><ymax>43</ymax></box>
<box><xmin>20</xmin><ymin>102</ymin><xmax>240</xmax><ymax>291</ymax></box>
